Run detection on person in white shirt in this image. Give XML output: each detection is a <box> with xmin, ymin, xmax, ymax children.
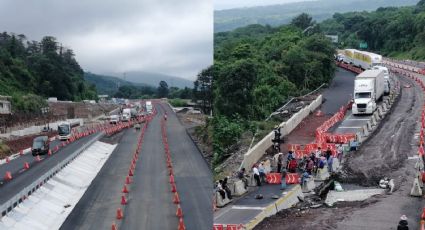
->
<box><xmin>253</xmin><ymin>166</ymin><xmax>261</xmax><ymax>186</ymax></box>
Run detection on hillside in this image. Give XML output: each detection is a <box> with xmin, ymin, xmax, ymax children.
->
<box><xmin>84</xmin><ymin>72</ymin><xmax>150</xmax><ymax>95</ymax></box>
<box><xmin>320</xmin><ymin>0</ymin><xmax>425</xmax><ymax>59</ymax></box>
<box><xmin>117</xmin><ymin>71</ymin><xmax>194</xmax><ymax>89</ymax></box>
<box><xmin>214</xmin><ymin>0</ymin><xmax>418</xmax><ymax>32</ymax></box>
<box><xmin>0</xmin><ymin>32</ymin><xmax>96</xmax><ymax>112</ymax></box>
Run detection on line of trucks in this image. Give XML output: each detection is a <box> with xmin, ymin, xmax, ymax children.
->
<box><xmin>337</xmin><ymin>49</ymin><xmax>390</xmax><ymax>115</ymax></box>
<box><xmin>110</xmin><ymin>100</ymin><xmax>153</xmax><ymax>124</ymax></box>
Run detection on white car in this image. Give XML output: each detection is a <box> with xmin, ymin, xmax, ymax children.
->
<box><xmin>110</xmin><ymin>115</ymin><xmax>120</xmax><ymax>124</ymax></box>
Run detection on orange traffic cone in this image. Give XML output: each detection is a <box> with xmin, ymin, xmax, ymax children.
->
<box><xmin>125</xmin><ymin>176</ymin><xmax>132</xmax><ymax>184</ymax></box>
<box><xmin>173</xmin><ymin>193</ymin><xmax>180</xmax><ymax>204</ymax></box>
<box><xmin>121</xmin><ymin>195</ymin><xmax>127</xmax><ymax>205</ymax></box>
<box><xmin>24</xmin><ymin>162</ymin><xmax>30</xmax><ymax>169</ymax></box>
<box><xmin>315</xmin><ymin>110</ymin><xmax>324</xmax><ymax>117</ymax></box>
<box><xmin>112</xmin><ymin>222</ymin><xmax>118</xmax><ymax>230</ymax></box>
<box><xmin>36</xmin><ymin>155</ymin><xmax>41</xmax><ymax>162</ymax></box>
<box><xmin>48</xmin><ymin>149</ymin><xmax>52</xmax><ymax>156</ymax></box>
<box><xmin>171</xmin><ymin>183</ymin><xmax>177</xmax><ymax>193</ymax></box>
<box><xmin>169</xmin><ymin>168</ymin><xmax>173</xmax><ymax>176</ymax></box>
<box><xmin>176</xmin><ymin>204</ymin><xmax>183</xmax><ymax>218</ymax></box>
<box><xmin>421</xmin><ymin>208</ymin><xmax>425</xmax><ymax>220</ymax></box>
<box><xmin>178</xmin><ymin>217</ymin><xmax>185</xmax><ymax>230</ymax></box>
<box><xmin>5</xmin><ymin>157</ymin><xmax>10</xmax><ymax>163</ymax></box>
<box><xmin>116</xmin><ymin>208</ymin><xmax>123</xmax><ymax>220</ymax></box>
<box><xmin>4</xmin><ymin>171</ymin><xmax>12</xmax><ymax>180</ymax></box>
<box><xmin>170</xmin><ymin>174</ymin><xmax>175</xmax><ymax>184</ymax></box>
<box><xmin>122</xmin><ymin>185</ymin><xmax>129</xmax><ymax>193</ymax></box>
<box><xmin>129</xmin><ymin>169</ymin><xmax>134</xmax><ymax>176</ymax></box>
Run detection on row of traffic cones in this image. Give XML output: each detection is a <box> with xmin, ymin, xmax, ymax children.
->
<box><xmin>390</xmin><ymin>63</ymin><xmax>425</xmax><ymax>222</ymax></box>
<box><xmin>113</xmin><ymin>118</ymin><xmax>151</xmax><ymax>230</ymax></box>
<box><xmin>160</xmin><ymin>108</ymin><xmax>186</xmax><ymax>230</ymax></box>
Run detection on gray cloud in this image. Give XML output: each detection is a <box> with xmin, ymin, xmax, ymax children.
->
<box><xmin>214</xmin><ymin>0</ymin><xmax>310</xmax><ymax>10</ymax></box>
<box><xmin>0</xmin><ymin>0</ymin><xmax>212</xmax><ymax>80</ymax></box>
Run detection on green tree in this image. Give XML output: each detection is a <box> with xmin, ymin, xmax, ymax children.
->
<box><xmin>157</xmin><ymin>80</ymin><xmax>169</xmax><ymax>98</ymax></box>
<box><xmin>291</xmin><ymin>13</ymin><xmax>314</xmax><ymax>30</ymax></box>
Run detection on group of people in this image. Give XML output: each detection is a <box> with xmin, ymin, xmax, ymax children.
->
<box><xmin>215</xmin><ymin>177</ymin><xmax>232</xmax><ymax>200</ymax></box>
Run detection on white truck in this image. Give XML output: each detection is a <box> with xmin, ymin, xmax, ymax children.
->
<box><xmin>352</xmin><ymin>69</ymin><xmax>385</xmax><ymax>115</ymax></box>
<box><xmin>122</xmin><ymin>108</ymin><xmax>131</xmax><ymax>122</ymax></box>
<box><xmin>146</xmin><ymin>101</ymin><xmax>153</xmax><ymax>114</ymax></box>
<box><xmin>341</xmin><ymin>49</ymin><xmax>382</xmax><ymax>70</ymax></box>
<box><xmin>372</xmin><ymin>65</ymin><xmax>390</xmax><ymax>95</ymax></box>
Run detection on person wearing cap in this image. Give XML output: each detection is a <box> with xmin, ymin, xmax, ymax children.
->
<box><xmin>397</xmin><ymin>215</ymin><xmax>408</xmax><ymax>230</ymax></box>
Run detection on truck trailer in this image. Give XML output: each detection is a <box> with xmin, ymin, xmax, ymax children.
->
<box><xmin>352</xmin><ymin>69</ymin><xmax>385</xmax><ymax>115</ymax></box>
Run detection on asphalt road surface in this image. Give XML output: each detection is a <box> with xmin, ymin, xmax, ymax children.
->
<box><xmin>321</xmin><ymin>67</ymin><xmax>356</xmax><ymax>114</ymax></box>
<box><xmin>0</xmin><ymin>133</ymin><xmax>101</xmax><ymax>205</ymax></box>
<box><xmin>120</xmin><ymin>106</ymin><xmax>177</xmax><ymax>230</ymax></box>
<box><xmin>163</xmin><ymin>103</ymin><xmax>213</xmax><ymax>229</ymax></box>
<box><xmin>62</xmin><ymin>102</ymin><xmax>212</xmax><ymax>229</ymax></box>
<box><xmin>61</xmin><ymin>128</ymin><xmax>139</xmax><ymax>230</ymax></box>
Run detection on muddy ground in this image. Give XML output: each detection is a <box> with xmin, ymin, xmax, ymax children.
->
<box><xmin>256</xmin><ymin>74</ymin><xmax>425</xmax><ymax>229</ymax></box>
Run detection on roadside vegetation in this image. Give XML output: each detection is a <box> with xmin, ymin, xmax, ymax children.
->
<box><xmin>321</xmin><ymin>0</ymin><xmax>425</xmax><ymax>59</ymax></box>
<box><xmin>0</xmin><ymin>32</ymin><xmax>97</xmax><ymax>112</ymax></box>
<box><xmin>211</xmin><ymin>15</ymin><xmax>336</xmax><ymax>169</ymax></box>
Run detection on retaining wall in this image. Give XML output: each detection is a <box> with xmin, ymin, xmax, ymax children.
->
<box><xmin>241</xmin><ymin>95</ymin><xmax>323</xmax><ymax>170</ymax></box>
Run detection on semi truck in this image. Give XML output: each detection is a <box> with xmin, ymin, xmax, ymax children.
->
<box><xmin>372</xmin><ymin>65</ymin><xmax>390</xmax><ymax>95</ymax></box>
<box><xmin>122</xmin><ymin>108</ymin><xmax>131</xmax><ymax>122</ymax></box>
<box><xmin>341</xmin><ymin>49</ymin><xmax>382</xmax><ymax>70</ymax></box>
<box><xmin>352</xmin><ymin>69</ymin><xmax>385</xmax><ymax>115</ymax></box>
<box><xmin>146</xmin><ymin>101</ymin><xmax>153</xmax><ymax>114</ymax></box>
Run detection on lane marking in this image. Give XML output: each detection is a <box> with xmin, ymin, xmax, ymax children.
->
<box><xmin>231</xmin><ymin>206</ymin><xmax>265</xmax><ymax>210</ymax></box>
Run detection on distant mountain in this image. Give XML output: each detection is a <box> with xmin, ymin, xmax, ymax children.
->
<box><xmin>84</xmin><ymin>72</ymin><xmax>150</xmax><ymax>95</ymax></box>
<box><xmin>214</xmin><ymin>0</ymin><xmax>418</xmax><ymax>32</ymax></box>
<box><xmin>84</xmin><ymin>71</ymin><xmax>194</xmax><ymax>96</ymax></box>
<box><xmin>119</xmin><ymin>71</ymin><xmax>194</xmax><ymax>89</ymax></box>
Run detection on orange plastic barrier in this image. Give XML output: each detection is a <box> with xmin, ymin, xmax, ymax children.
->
<box><xmin>285</xmin><ymin>173</ymin><xmax>300</xmax><ymax>184</ymax></box>
<box><xmin>266</xmin><ymin>173</ymin><xmax>282</xmax><ymax>184</ymax></box>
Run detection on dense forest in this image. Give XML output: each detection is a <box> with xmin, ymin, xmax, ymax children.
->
<box><xmin>0</xmin><ymin>32</ymin><xmax>97</xmax><ymax>112</ymax></box>
<box><xmin>214</xmin><ymin>0</ymin><xmax>417</xmax><ymax>32</ymax></box>
<box><xmin>212</xmin><ymin>17</ymin><xmax>335</xmax><ymax>166</ymax></box>
<box><xmin>321</xmin><ymin>0</ymin><xmax>425</xmax><ymax>59</ymax></box>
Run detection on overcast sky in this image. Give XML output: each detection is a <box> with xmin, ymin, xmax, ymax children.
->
<box><xmin>0</xmin><ymin>0</ymin><xmax>212</xmax><ymax>80</ymax></box>
<box><xmin>214</xmin><ymin>0</ymin><xmax>313</xmax><ymax>10</ymax></box>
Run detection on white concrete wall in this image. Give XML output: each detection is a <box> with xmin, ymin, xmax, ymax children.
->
<box><xmin>0</xmin><ymin>119</ymin><xmax>83</xmax><ymax>138</ymax></box>
<box><xmin>241</xmin><ymin>95</ymin><xmax>323</xmax><ymax>169</ymax></box>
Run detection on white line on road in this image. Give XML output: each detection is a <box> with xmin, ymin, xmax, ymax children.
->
<box><xmin>231</xmin><ymin>206</ymin><xmax>265</xmax><ymax>210</ymax></box>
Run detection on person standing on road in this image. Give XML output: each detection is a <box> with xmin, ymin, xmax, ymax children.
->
<box><xmin>258</xmin><ymin>162</ymin><xmax>266</xmax><ymax>183</ymax></box>
<box><xmin>397</xmin><ymin>215</ymin><xmax>409</xmax><ymax>230</ymax></box>
<box><xmin>315</xmin><ymin>147</ymin><xmax>322</xmax><ymax>158</ymax></box>
<box><xmin>277</xmin><ymin>152</ymin><xmax>283</xmax><ymax>173</ymax></box>
<box><xmin>280</xmin><ymin>168</ymin><xmax>287</xmax><ymax>190</ymax></box>
<box><xmin>253</xmin><ymin>165</ymin><xmax>261</xmax><ymax>186</ymax></box>
<box><xmin>327</xmin><ymin>155</ymin><xmax>334</xmax><ymax>173</ymax></box>
<box><xmin>306</xmin><ymin>158</ymin><xmax>314</xmax><ymax>175</ymax></box>
<box><xmin>325</xmin><ymin>147</ymin><xmax>332</xmax><ymax>160</ymax></box>
<box><xmin>337</xmin><ymin>144</ymin><xmax>344</xmax><ymax>162</ymax></box>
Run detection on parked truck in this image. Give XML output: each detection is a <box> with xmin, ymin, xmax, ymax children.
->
<box><xmin>352</xmin><ymin>69</ymin><xmax>385</xmax><ymax>115</ymax></box>
<box><xmin>372</xmin><ymin>65</ymin><xmax>390</xmax><ymax>95</ymax></box>
<box><xmin>122</xmin><ymin>108</ymin><xmax>131</xmax><ymax>122</ymax></box>
<box><xmin>146</xmin><ymin>101</ymin><xmax>153</xmax><ymax>114</ymax></box>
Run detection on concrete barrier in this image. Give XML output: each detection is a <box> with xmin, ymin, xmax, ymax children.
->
<box><xmin>216</xmin><ymin>192</ymin><xmax>231</xmax><ymax>207</ymax></box>
<box><xmin>315</xmin><ymin>166</ymin><xmax>330</xmax><ymax>181</ymax></box>
<box><xmin>241</xmin><ymin>95</ymin><xmax>323</xmax><ymax>169</ymax></box>
<box><xmin>325</xmin><ymin>189</ymin><xmax>386</xmax><ymax>206</ymax></box>
<box><xmin>302</xmin><ymin>177</ymin><xmax>315</xmax><ymax>193</ymax></box>
<box><xmin>232</xmin><ymin>180</ymin><xmax>248</xmax><ymax>196</ymax></box>
<box><xmin>244</xmin><ymin>185</ymin><xmax>303</xmax><ymax>230</ymax></box>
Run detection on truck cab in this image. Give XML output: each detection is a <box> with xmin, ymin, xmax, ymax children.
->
<box><xmin>352</xmin><ymin>69</ymin><xmax>385</xmax><ymax>115</ymax></box>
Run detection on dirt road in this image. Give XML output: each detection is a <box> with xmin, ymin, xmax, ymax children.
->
<box><xmin>256</xmin><ymin>74</ymin><xmax>425</xmax><ymax>230</ymax></box>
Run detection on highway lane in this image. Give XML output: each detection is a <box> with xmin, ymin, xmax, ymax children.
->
<box><xmin>321</xmin><ymin>67</ymin><xmax>356</xmax><ymax>114</ymax></box>
<box><xmin>0</xmin><ymin>139</ymin><xmax>62</xmax><ymax>180</ymax></box>
<box><xmin>60</xmin><ymin>128</ymin><xmax>140</xmax><ymax>230</ymax></box>
<box><xmin>0</xmin><ymin>132</ymin><xmax>102</xmax><ymax>205</ymax></box>
<box><xmin>163</xmin><ymin>103</ymin><xmax>213</xmax><ymax>229</ymax></box>
<box><xmin>121</xmin><ymin>105</ymin><xmax>177</xmax><ymax>230</ymax></box>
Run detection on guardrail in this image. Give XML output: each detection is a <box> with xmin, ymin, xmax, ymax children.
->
<box><xmin>0</xmin><ymin>132</ymin><xmax>103</xmax><ymax>217</ymax></box>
